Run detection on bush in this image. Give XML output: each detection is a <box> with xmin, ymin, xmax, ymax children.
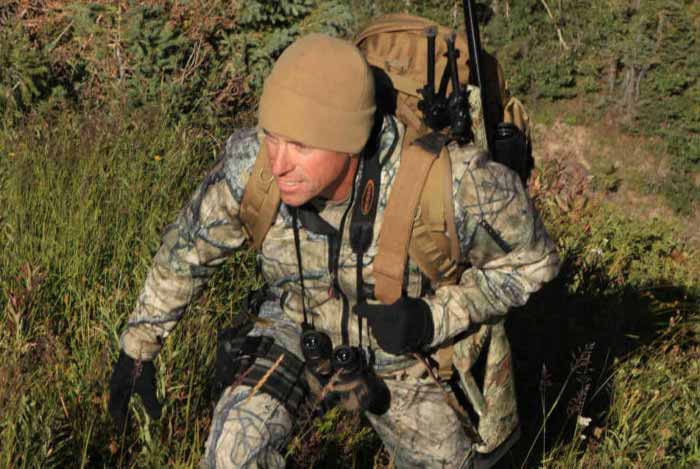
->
<box><xmin>0</xmin><ymin>0</ymin><xmax>355</xmax><ymax>127</ymax></box>
<box><xmin>0</xmin><ymin>25</ymin><xmax>54</xmax><ymax>119</ymax></box>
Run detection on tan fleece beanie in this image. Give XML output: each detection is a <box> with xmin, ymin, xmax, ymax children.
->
<box><xmin>258</xmin><ymin>34</ymin><xmax>376</xmax><ymax>154</ymax></box>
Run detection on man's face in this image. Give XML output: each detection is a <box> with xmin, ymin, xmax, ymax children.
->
<box><xmin>264</xmin><ymin>130</ymin><xmax>356</xmax><ymax>207</ymax></box>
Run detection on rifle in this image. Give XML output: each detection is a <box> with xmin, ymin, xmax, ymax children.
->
<box><xmin>464</xmin><ymin>0</ymin><xmax>531</xmax><ymax>183</ymax></box>
<box><xmin>462</xmin><ymin>0</ymin><xmax>491</xmax><ymax>152</ymax></box>
<box><xmin>418</xmin><ymin>1</ymin><xmax>531</xmax><ymax>183</ymax></box>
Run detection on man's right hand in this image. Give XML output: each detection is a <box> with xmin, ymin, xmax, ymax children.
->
<box><xmin>108</xmin><ymin>351</ymin><xmax>162</xmax><ymax>431</ymax></box>
<box><xmin>354</xmin><ymin>297</ymin><xmax>434</xmax><ymax>356</ymax></box>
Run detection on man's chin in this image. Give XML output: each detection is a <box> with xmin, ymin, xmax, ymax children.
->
<box><xmin>280</xmin><ymin>193</ymin><xmax>312</xmax><ymax>207</ymax></box>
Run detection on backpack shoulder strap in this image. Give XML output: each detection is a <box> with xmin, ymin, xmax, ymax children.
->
<box><xmin>374</xmin><ymin>132</ymin><xmax>452</xmax><ymax>304</ymax></box>
<box><xmin>408</xmin><ymin>143</ymin><xmax>460</xmax><ymax>288</ymax></box>
<box><xmin>239</xmin><ymin>144</ymin><xmax>281</xmax><ymax>250</ymax></box>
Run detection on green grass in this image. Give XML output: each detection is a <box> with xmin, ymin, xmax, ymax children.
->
<box><xmin>503</xmin><ymin>159</ymin><xmax>700</xmax><ymax>468</ymax></box>
<box><xmin>0</xmin><ymin>108</ymin><xmax>235</xmax><ymax>467</ymax></box>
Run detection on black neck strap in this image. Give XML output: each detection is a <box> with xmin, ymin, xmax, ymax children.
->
<box><xmin>291</xmin><ymin>208</ymin><xmax>312</xmax><ymax>330</ymax></box>
<box><xmin>349</xmin><ymin>120</ymin><xmax>385</xmax><ymax>347</ymax></box>
<box><xmin>290</xmin><ymin>181</ymin><xmax>356</xmax><ymax>337</ymax></box>
<box><xmin>349</xmin><ymin>117</ymin><xmax>386</xmax><ymax>300</ymax></box>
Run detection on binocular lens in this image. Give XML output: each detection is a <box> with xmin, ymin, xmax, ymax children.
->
<box><xmin>334</xmin><ymin>346</ymin><xmax>353</xmax><ymax>364</ymax></box>
<box><xmin>301</xmin><ymin>330</ymin><xmax>333</xmax><ymax>362</ymax></box>
<box><xmin>303</xmin><ymin>334</ymin><xmax>319</xmax><ymax>351</ymax></box>
<box><xmin>332</xmin><ymin>345</ymin><xmax>363</xmax><ymax>374</ymax></box>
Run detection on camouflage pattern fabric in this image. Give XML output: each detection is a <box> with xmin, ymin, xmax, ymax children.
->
<box><xmin>467</xmin><ymin>84</ymin><xmax>488</xmax><ymax>151</ymax></box>
<box><xmin>119</xmin><ymin>115</ymin><xmax>560</xmax><ymax>463</ymax></box>
<box><xmin>203</xmin><ymin>303</ymin><xmax>474</xmax><ymax>468</ymax></box>
<box><xmin>366</xmin><ymin>375</ymin><xmax>475</xmax><ymax>468</ymax></box>
<box><xmin>203</xmin><ymin>385</ymin><xmax>291</xmax><ymax>469</ymax></box>
<box><xmin>203</xmin><ymin>376</ymin><xmax>475</xmax><ymax>469</ymax></box>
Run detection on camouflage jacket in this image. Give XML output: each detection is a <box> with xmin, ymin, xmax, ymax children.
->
<box><xmin>120</xmin><ymin>116</ymin><xmax>559</xmax><ymax>438</ymax></box>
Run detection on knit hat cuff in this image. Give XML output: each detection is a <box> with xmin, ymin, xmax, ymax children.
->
<box><xmin>259</xmin><ymin>83</ymin><xmax>376</xmax><ymax>155</ymax></box>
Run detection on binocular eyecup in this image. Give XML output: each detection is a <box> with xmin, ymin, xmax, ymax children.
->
<box><xmin>300</xmin><ymin>330</ymin><xmax>390</xmax><ymax>415</ymax></box>
<box><xmin>301</xmin><ymin>329</ymin><xmax>334</xmax><ymax>374</ymax></box>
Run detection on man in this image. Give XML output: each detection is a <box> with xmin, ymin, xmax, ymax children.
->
<box><xmin>108</xmin><ymin>33</ymin><xmax>560</xmax><ymax>468</ymax></box>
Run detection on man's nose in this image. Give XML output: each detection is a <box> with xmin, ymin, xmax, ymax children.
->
<box><xmin>269</xmin><ymin>144</ymin><xmax>293</xmax><ymax>177</ymax></box>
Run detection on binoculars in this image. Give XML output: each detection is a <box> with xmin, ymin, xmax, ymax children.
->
<box><xmin>301</xmin><ymin>329</ymin><xmax>390</xmax><ymax>415</ymax></box>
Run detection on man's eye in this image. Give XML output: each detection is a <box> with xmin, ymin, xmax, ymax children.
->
<box><xmin>292</xmin><ymin>142</ymin><xmax>313</xmax><ymax>154</ymax></box>
<box><xmin>264</xmin><ymin>132</ymin><xmax>312</xmax><ymax>154</ymax></box>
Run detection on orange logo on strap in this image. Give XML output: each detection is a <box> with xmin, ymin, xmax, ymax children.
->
<box><xmin>361</xmin><ymin>180</ymin><xmax>375</xmax><ymax>215</ymax></box>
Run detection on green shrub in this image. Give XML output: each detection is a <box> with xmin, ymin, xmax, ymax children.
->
<box><xmin>1</xmin><ymin>0</ymin><xmax>356</xmax><ymax>127</ymax></box>
<box><xmin>0</xmin><ymin>26</ymin><xmax>53</xmax><ymax>119</ymax></box>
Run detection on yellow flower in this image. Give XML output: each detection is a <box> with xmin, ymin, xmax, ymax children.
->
<box><xmin>154</xmin><ymin>155</ymin><xmax>162</xmax><ymax>161</ymax></box>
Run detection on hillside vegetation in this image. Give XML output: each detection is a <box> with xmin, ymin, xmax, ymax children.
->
<box><xmin>1</xmin><ymin>0</ymin><xmax>699</xmax><ymax>467</ymax></box>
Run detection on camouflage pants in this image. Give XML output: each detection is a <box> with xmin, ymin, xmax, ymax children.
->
<box><xmin>202</xmin><ymin>302</ymin><xmax>474</xmax><ymax>468</ymax></box>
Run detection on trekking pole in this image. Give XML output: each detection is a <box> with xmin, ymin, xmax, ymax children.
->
<box><xmin>418</xmin><ymin>26</ymin><xmax>449</xmax><ymax>132</ymax></box>
<box><xmin>445</xmin><ymin>32</ymin><xmax>470</xmax><ymax>141</ymax></box>
<box><xmin>426</xmin><ymin>27</ymin><xmax>436</xmax><ymax>100</ymax></box>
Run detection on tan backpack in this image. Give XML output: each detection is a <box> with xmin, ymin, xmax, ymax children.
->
<box><xmin>355</xmin><ymin>13</ymin><xmax>507</xmax><ymax>145</ymax></box>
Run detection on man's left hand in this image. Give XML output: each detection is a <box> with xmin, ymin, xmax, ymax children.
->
<box><xmin>354</xmin><ymin>297</ymin><xmax>434</xmax><ymax>355</ymax></box>
<box><xmin>108</xmin><ymin>351</ymin><xmax>162</xmax><ymax>432</ymax></box>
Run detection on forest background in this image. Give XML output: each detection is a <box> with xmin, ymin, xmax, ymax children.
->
<box><xmin>1</xmin><ymin>0</ymin><xmax>699</xmax><ymax>467</ymax></box>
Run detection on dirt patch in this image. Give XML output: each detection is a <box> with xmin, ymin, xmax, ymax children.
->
<box><xmin>533</xmin><ymin>117</ymin><xmax>700</xmax><ymax>246</ymax></box>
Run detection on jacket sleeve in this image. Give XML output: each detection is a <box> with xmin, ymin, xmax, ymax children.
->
<box><xmin>423</xmin><ymin>148</ymin><xmax>561</xmax><ymax>346</ymax></box>
<box><xmin>120</xmin><ymin>134</ymin><xmax>256</xmax><ymax>361</ymax></box>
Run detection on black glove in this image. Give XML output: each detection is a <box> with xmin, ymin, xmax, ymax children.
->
<box><xmin>354</xmin><ymin>297</ymin><xmax>434</xmax><ymax>355</ymax></box>
<box><xmin>108</xmin><ymin>351</ymin><xmax>162</xmax><ymax>431</ymax></box>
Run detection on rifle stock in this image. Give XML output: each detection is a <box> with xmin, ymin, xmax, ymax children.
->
<box><xmin>462</xmin><ymin>0</ymin><xmax>492</xmax><ymax>154</ymax></box>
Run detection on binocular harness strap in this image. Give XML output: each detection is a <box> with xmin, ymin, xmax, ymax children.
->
<box><xmin>214</xmin><ymin>333</ymin><xmax>309</xmax><ymax>417</ymax></box>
